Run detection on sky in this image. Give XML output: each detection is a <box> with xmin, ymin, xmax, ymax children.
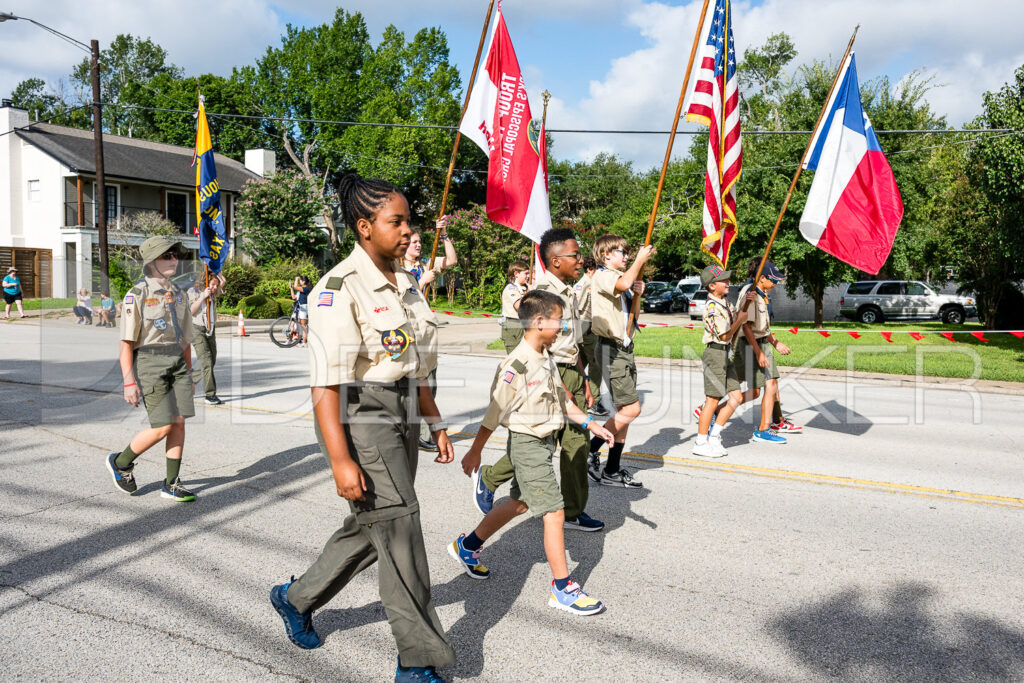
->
<box><xmin>2</xmin><ymin>0</ymin><xmax>1022</xmax><ymax>169</ymax></box>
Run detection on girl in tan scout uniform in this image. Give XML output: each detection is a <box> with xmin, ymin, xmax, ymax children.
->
<box><xmin>269</xmin><ymin>174</ymin><xmax>456</xmax><ymax>682</ymax></box>
<box><xmin>105</xmin><ymin>235</ymin><xmax>197</xmax><ymax>502</ymax></box>
<box><xmin>500</xmin><ymin>259</ymin><xmax>529</xmax><ymax>353</ymax></box>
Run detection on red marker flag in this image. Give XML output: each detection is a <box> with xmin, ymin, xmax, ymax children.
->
<box><xmin>970</xmin><ymin>332</ymin><xmax>990</xmax><ymax>342</ymax></box>
<box><xmin>848</xmin><ymin>331</ymin><xmax>862</xmax><ymax>339</ymax></box>
<box><xmin>908</xmin><ymin>332</ymin><xmax>923</xmax><ymax>340</ymax></box>
<box><xmin>940</xmin><ymin>332</ymin><xmax>955</xmax><ymax>342</ymax></box>
<box><xmin>881</xmin><ymin>332</ymin><xmax>893</xmax><ymax>343</ymax></box>
<box><xmin>817</xmin><ymin>330</ymin><xmax>831</xmax><ymax>338</ymax></box>
<box><xmin>789</xmin><ymin>326</ymin><xmax>799</xmax><ymax>335</ymax></box>
<box><xmin>460</xmin><ymin>9</ymin><xmax>551</xmax><ymax>243</ymax></box>
<box><xmin>1011</xmin><ymin>331</ymin><xmax>1024</xmax><ymax>339</ymax></box>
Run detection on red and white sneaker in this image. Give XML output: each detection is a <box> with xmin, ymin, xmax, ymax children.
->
<box><xmin>770</xmin><ymin>420</ymin><xmax>803</xmax><ymax>433</ymax></box>
<box><xmin>693</xmin><ymin>406</ymin><xmax>702</xmax><ymax>419</ymax></box>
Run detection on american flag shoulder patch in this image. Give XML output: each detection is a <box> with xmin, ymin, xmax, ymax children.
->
<box><xmin>317</xmin><ymin>291</ymin><xmax>334</xmax><ymax>307</ymax></box>
<box><xmin>502</xmin><ymin>370</ymin><xmax>516</xmax><ymax>384</ymax></box>
<box><xmin>124</xmin><ymin>294</ymin><xmax>134</xmax><ymax>305</ymax></box>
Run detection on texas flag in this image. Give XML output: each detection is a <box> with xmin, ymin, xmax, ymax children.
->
<box><xmin>459</xmin><ymin>8</ymin><xmax>551</xmax><ymax>244</ymax></box>
<box><xmin>800</xmin><ymin>53</ymin><xmax>903</xmax><ymax>275</ymax></box>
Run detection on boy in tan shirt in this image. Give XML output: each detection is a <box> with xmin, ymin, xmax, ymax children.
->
<box><xmin>451</xmin><ymin>290</ymin><xmax>614</xmax><ymax>615</ymax></box>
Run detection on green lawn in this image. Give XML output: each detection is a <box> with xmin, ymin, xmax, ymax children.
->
<box><xmin>491</xmin><ymin>321</ymin><xmax>1024</xmax><ymax>382</ymax></box>
<box><xmin>19</xmin><ymin>297</ymin><xmax>78</xmax><ymax>310</ymax></box>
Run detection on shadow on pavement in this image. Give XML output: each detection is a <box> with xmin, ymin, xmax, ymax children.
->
<box><xmin>770</xmin><ymin>582</ymin><xmax>1024</xmax><ymax>680</ymax></box>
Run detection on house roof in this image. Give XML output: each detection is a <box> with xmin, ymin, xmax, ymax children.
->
<box><xmin>16</xmin><ymin>123</ymin><xmax>260</xmax><ymax>193</ymax></box>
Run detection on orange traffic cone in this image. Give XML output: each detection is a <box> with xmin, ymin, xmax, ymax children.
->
<box><xmin>235</xmin><ymin>308</ymin><xmax>249</xmax><ymax>337</ymax></box>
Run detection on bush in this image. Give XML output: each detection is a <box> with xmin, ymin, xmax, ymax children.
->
<box><xmin>108</xmin><ymin>260</ymin><xmax>134</xmax><ymax>300</ymax></box>
<box><xmin>220</xmin><ymin>260</ymin><xmax>263</xmax><ymax>307</ymax></box>
<box><xmin>261</xmin><ymin>257</ymin><xmax>322</xmax><ymax>284</ymax></box>
<box><xmin>255</xmin><ymin>279</ymin><xmax>291</xmax><ymax>298</ymax></box>
<box><xmin>238</xmin><ymin>294</ymin><xmax>282</xmax><ymax>319</ymax></box>
<box><xmin>276</xmin><ymin>297</ymin><xmax>296</xmax><ymax>314</ymax></box>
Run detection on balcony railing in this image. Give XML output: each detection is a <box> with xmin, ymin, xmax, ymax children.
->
<box><xmin>64</xmin><ymin>201</ymin><xmax>198</xmax><ymax>236</ymax></box>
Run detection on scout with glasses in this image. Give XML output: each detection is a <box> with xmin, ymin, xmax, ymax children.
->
<box><xmin>105</xmin><ymin>235</ymin><xmax>197</xmax><ymax>502</ymax></box>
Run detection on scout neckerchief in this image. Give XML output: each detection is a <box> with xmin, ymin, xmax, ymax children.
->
<box><xmin>743</xmin><ymin>279</ymin><xmax>772</xmax><ymax>319</ymax></box>
<box><xmin>157</xmin><ymin>286</ymin><xmax>184</xmax><ymax>344</ymax></box>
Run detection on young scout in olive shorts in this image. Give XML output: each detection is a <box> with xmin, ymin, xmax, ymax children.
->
<box><xmin>105</xmin><ymin>235</ymin><xmax>197</xmax><ymax>502</ymax></box>
<box><xmin>450</xmin><ymin>290</ymin><xmax>614</xmax><ymax>616</ymax></box>
<box><xmin>269</xmin><ymin>175</ymin><xmax>456</xmax><ymax>683</ymax></box>
<box><xmin>734</xmin><ymin>260</ymin><xmax>792</xmax><ymax>445</ymax></box>
<box><xmin>586</xmin><ymin>233</ymin><xmax>654</xmax><ymax>488</ymax></box>
<box><xmin>471</xmin><ymin>228</ymin><xmax>603</xmax><ymax>532</ymax></box>
<box><xmin>692</xmin><ymin>265</ymin><xmax>749</xmax><ymax>458</ymax></box>
<box><xmin>188</xmin><ymin>272</ymin><xmax>225</xmax><ymax>405</ymax></box>
<box><xmin>500</xmin><ymin>260</ymin><xmax>529</xmax><ymax>353</ymax></box>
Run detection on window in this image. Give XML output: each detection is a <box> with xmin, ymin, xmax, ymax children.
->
<box><xmin>166</xmin><ymin>192</ymin><xmax>188</xmax><ymax>233</ymax></box>
<box><xmin>876</xmin><ymin>282</ymin><xmax>903</xmax><ymax>295</ymax></box>
<box><xmin>906</xmin><ymin>282</ymin><xmax>927</xmax><ymax>296</ymax></box>
<box><xmin>27</xmin><ymin>179</ymin><xmax>40</xmax><ymax>201</ymax></box>
<box><xmin>846</xmin><ymin>282</ymin><xmax>876</xmax><ymax>295</ymax></box>
<box><xmin>92</xmin><ymin>184</ymin><xmax>120</xmax><ymax>225</ymax></box>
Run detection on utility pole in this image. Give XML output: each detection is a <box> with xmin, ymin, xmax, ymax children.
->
<box><xmin>91</xmin><ymin>39</ymin><xmax>109</xmax><ymax>294</ymax></box>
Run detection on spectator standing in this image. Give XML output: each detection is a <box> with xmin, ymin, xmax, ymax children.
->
<box><xmin>289</xmin><ymin>276</ymin><xmax>313</xmax><ymax>346</ymax></box>
<box><xmin>3</xmin><ymin>266</ymin><xmax>25</xmax><ymax>319</ymax></box>
<box><xmin>189</xmin><ymin>272</ymin><xmax>227</xmax><ymax>405</ymax></box>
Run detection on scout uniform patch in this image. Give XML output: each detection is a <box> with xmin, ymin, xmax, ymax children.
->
<box><xmin>381</xmin><ymin>328</ymin><xmax>413</xmax><ymax>360</ymax></box>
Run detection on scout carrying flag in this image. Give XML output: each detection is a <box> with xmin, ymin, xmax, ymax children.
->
<box><xmin>799</xmin><ymin>53</ymin><xmax>903</xmax><ymax>274</ymax></box>
<box><xmin>686</xmin><ymin>0</ymin><xmax>742</xmax><ymax>267</ymax></box>
<box><xmin>459</xmin><ymin>6</ymin><xmax>552</xmax><ymax>244</ymax></box>
<box><xmin>192</xmin><ymin>95</ymin><xmax>228</xmax><ymax>274</ymax></box>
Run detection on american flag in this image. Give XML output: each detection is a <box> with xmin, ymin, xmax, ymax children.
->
<box><xmin>686</xmin><ymin>0</ymin><xmax>742</xmax><ymax>267</ymax></box>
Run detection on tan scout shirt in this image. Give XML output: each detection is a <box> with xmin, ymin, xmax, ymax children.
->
<box><xmin>501</xmin><ymin>283</ymin><xmax>525</xmax><ymax>321</ymax></box>
<box><xmin>481</xmin><ymin>341</ymin><xmax>566</xmax><ymax>438</ymax></box>
<box><xmin>591</xmin><ymin>267</ymin><xmax>631</xmax><ymax>345</ymax></box>
<box><xmin>187</xmin><ymin>286</ymin><xmax>215</xmax><ymax>334</ymax></box>
<box><xmin>702</xmin><ymin>293</ymin><xmax>735</xmax><ymax>345</ymax></box>
<box><xmin>534</xmin><ymin>269</ymin><xmax>581</xmax><ymax>364</ymax></box>
<box><xmin>574</xmin><ymin>273</ymin><xmax>592</xmax><ymax>321</ymax></box>
<box><xmin>309</xmin><ymin>244</ymin><xmax>439</xmax><ymax>387</ymax></box>
<box><xmin>121</xmin><ymin>277</ymin><xmax>194</xmax><ymax>347</ymax></box>
<box><xmin>736</xmin><ymin>283</ymin><xmax>771</xmax><ymax>338</ymax></box>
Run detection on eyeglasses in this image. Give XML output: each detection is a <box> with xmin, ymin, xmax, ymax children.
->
<box><xmin>612</xmin><ymin>248</ymin><xmax>629</xmax><ymax>257</ymax></box>
<box><xmin>554</xmin><ymin>252</ymin><xmax>582</xmax><ymax>261</ymax></box>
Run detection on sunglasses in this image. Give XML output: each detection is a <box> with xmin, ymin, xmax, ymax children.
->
<box><xmin>156</xmin><ymin>251</ymin><xmax>179</xmax><ymax>260</ymax></box>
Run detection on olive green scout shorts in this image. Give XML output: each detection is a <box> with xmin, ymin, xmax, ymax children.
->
<box><xmin>702</xmin><ymin>343</ymin><xmax>741</xmax><ymax>399</ymax></box>
<box><xmin>508</xmin><ymin>432</ymin><xmax>564</xmax><ymax>517</ymax></box>
<box><xmin>597</xmin><ymin>336</ymin><xmax>639</xmax><ymax>407</ymax></box>
<box><xmin>134</xmin><ymin>347</ymin><xmax>195</xmax><ymax>428</ymax></box>
<box><xmin>734</xmin><ymin>337</ymin><xmax>780</xmax><ymax>389</ymax></box>
<box><xmin>501</xmin><ymin>320</ymin><xmax>524</xmax><ymax>354</ymax></box>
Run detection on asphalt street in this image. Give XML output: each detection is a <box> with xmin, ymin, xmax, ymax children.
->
<box><xmin>2</xmin><ymin>318</ymin><xmax>1023</xmax><ymax>681</ymax></box>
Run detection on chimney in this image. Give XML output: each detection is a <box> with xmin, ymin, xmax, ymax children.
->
<box><xmin>0</xmin><ymin>102</ymin><xmax>28</xmax><ymax>133</ymax></box>
<box><xmin>244</xmin><ymin>149</ymin><xmax>276</xmax><ymax>178</ymax></box>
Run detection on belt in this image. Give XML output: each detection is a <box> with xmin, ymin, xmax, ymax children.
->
<box><xmin>346</xmin><ymin>377</ymin><xmax>413</xmax><ymax>402</ymax></box>
<box><xmin>597</xmin><ymin>336</ymin><xmax>633</xmax><ymax>351</ymax></box>
<box><xmin>706</xmin><ymin>342</ymin><xmax>728</xmax><ymax>350</ymax></box>
<box><xmin>136</xmin><ymin>345</ymin><xmax>182</xmax><ymax>354</ymax></box>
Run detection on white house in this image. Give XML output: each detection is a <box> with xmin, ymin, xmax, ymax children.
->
<box><xmin>0</xmin><ymin>101</ymin><xmax>275</xmax><ymax>297</ymax></box>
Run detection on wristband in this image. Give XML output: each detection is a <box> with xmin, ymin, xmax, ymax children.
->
<box><xmin>123</xmin><ymin>382</ymin><xmax>136</xmax><ymax>388</ymax></box>
<box><xmin>581</xmin><ymin>416</ymin><xmax>593</xmax><ymax>430</ymax></box>
<box><xmin>583</xmin><ymin>374</ymin><xmax>589</xmax><ymax>380</ymax></box>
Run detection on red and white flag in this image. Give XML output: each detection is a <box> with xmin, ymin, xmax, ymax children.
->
<box><xmin>686</xmin><ymin>0</ymin><xmax>742</xmax><ymax>267</ymax></box>
<box><xmin>459</xmin><ymin>8</ymin><xmax>551</xmax><ymax>243</ymax></box>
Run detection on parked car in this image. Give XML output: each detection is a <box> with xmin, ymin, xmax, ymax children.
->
<box><xmin>839</xmin><ymin>280</ymin><xmax>977</xmax><ymax>324</ymax></box>
<box><xmin>642</xmin><ymin>281</ymin><xmax>687</xmax><ymax>313</ymax></box>
<box><xmin>688</xmin><ymin>289</ymin><xmax>709</xmax><ymax>320</ymax></box>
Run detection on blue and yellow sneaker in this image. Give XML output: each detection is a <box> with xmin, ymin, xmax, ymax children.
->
<box><xmin>471</xmin><ymin>467</ymin><xmax>495</xmax><ymax>515</ymax></box>
<box><xmin>105</xmin><ymin>452</ymin><xmax>137</xmax><ymax>494</ymax></box>
<box><xmin>448</xmin><ymin>534</ymin><xmax>489</xmax><ymax>580</ymax></box>
<box><xmin>269</xmin><ymin>579</ymin><xmax>322</xmax><ymax>649</ymax></box>
<box><xmin>395</xmin><ymin>655</ymin><xmax>446</xmax><ymax>682</ymax></box>
<box><xmin>752</xmin><ymin>429</ymin><xmax>787</xmax><ymax>444</ymax></box>
<box><xmin>548</xmin><ymin>580</ymin><xmax>604</xmax><ymax>616</ymax></box>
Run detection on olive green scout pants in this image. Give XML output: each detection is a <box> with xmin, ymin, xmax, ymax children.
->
<box><xmin>134</xmin><ymin>346</ymin><xmax>195</xmax><ymax>428</ymax></box>
<box><xmin>480</xmin><ymin>364</ymin><xmax>590</xmax><ymax>521</ymax></box>
<box><xmin>501</xmin><ymin>320</ymin><xmax>524</xmax><ymax>354</ymax></box>
<box><xmin>191</xmin><ymin>328</ymin><xmax>217</xmax><ymax>397</ymax></box>
<box><xmin>580</xmin><ymin>329</ymin><xmax>602</xmax><ymax>401</ymax></box>
<box><xmin>288</xmin><ymin>380</ymin><xmax>455</xmax><ymax>669</ymax></box>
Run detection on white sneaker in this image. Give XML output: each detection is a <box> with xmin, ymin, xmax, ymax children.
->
<box><xmin>693</xmin><ymin>437</ymin><xmax>727</xmax><ymax>458</ymax></box>
<box><xmin>709</xmin><ymin>435</ymin><xmax>728</xmax><ymax>457</ymax></box>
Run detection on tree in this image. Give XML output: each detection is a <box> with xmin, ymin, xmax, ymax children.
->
<box><xmin>441</xmin><ymin>205</ymin><xmax>533</xmax><ymax>309</ymax></box>
<box><xmin>235</xmin><ymin>170</ymin><xmax>327</xmax><ymax>262</ymax></box>
<box><xmin>8</xmin><ymin>77</ymin><xmax>90</xmax><ymax>128</ymax></box>
<box><xmin>71</xmin><ymin>34</ymin><xmax>183</xmax><ymax>137</ymax></box>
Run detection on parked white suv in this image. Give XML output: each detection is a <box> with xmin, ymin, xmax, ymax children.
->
<box><xmin>839</xmin><ymin>280</ymin><xmax>976</xmax><ymax>324</ymax></box>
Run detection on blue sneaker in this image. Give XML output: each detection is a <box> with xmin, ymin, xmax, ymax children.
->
<box><xmin>270</xmin><ymin>579</ymin><xmax>322</xmax><ymax>649</ymax></box>
<box><xmin>564</xmin><ymin>511</ymin><xmax>605</xmax><ymax>532</ymax></box>
<box><xmin>395</xmin><ymin>656</ymin><xmax>446</xmax><ymax>682</ymax></box>
<box><xmin>548</xmin><ymin>580</ymin><xmax>604</xmax><ymax>616</ymax></box>
<box><xmin>471</xmin><ymin>467</ymin><xmax>494</xmax><ymax>515</ymax></box>
<box><xmin>105</xmin><ymin>452</ymin><xmax>137</xmax><ymax>494</ymax></box>
<box><xmin>448</xmin><ymin>534</ymin><xmax>489</xmax><ymax>580</ymax></box>
<box><xmin>752</xmin><ymin>429</ymin><xmax>787</xmax><ymax>444</ymax></box>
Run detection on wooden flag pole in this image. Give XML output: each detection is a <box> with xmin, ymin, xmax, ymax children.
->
<box><xmin>627</xmin><ymin>0</ymin><xmax>712</xmax><ymax>333</ymax></box>
<box><xmin>428</xmin><ymin>0</ymin><xmax>496</xmax><ymax>270</ymax></box>
<box><xmin>742</xmin><ymin>25</ymin><xmax>859</xmax><ymax>312</ymax></box>
<box><xmin>527</xmin><ymin>89</ymin><xmax>552</xmax><ymax>287</ymax></box>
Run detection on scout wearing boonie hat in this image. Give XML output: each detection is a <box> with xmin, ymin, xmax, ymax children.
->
<box><xmin>700</xmin><ymin>264</ymin><xmax>732</xmax><ymax>288</ymax></box>
<box><xmin>104</xmin><ymin>234</ymin><xmax>197</xmax><ymax>502</ymax></box>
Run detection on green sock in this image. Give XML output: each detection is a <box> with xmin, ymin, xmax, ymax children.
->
<box><xmin>115</xmin><ymin>445</ymin><xmax>138</xmax><ymax>469</ymax></box>
<box><xmin>165</xmin><ymin>458</ymin><xmax>182</xmax><ymax>485</ymax></box>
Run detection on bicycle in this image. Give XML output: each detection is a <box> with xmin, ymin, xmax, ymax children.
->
<box><xmin>269</xmin><ymin>301</ymin><xmax>302</xmax><ymax>348</ymax></box>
